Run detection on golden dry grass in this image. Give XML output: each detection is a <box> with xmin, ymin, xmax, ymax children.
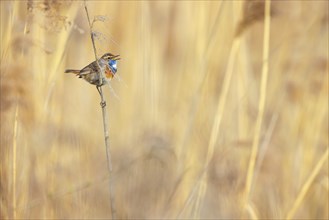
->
<box><xmin>0</xmin><ymin>0</ymin><xmax>328</xmax><ymax>219</ymax></box>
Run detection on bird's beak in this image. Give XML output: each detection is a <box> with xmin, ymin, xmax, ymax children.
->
<box><xmin>111</xmin><ymin>55</ymin><xmax>120</xmax><ymax>60</ymax></box>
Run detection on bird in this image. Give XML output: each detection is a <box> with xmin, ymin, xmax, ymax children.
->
<box><xmin>65</xmin><ymin>53</ymin><xmax>120</xmax><ymax>87</ymax></box>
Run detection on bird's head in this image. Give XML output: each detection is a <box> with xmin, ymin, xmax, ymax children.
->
<box><xmin>101</xmin><ymin>53</ymin><xmax>120</xmax><ymax>61</ymax></box>
<box><xmin>101</xmin><ymin>53</ymin><xmax>120</xmax><ymax>74</ymax></box>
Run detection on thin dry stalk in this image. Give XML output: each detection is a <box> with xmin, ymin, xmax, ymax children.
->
<box><xmin>204</xmin><ymin>37</ymin><xmax>241</xmax><ymax>170</ymax></box>
<box><xmin>189</xmin><ymin>36</ymin><xmax>242</xmax><ymax>218</ymax></box>
<box><xmin>243</xmin><ymin>0</ymin><xmax>271</xmax><ymax>212</ymax></box>
<box><xmin>193</xmin><ymin>173</ymin><xmax>207</xmax><ymax>218</ymax></box>
<box><xmin>84</xmin><ymin>1</ymin><xmax>116</xmax><ymax>219</ymax></box>
<box><xmin>180</xmin><ymin>3</ymin><xmax>243</xmax><ymax>216</ymax></box>
<box><xmin>286</xmin><ymin>148</ymin><xmax>329</xmax><ymax>220</ymax></box>
<box><xmin>246</xmin><ymin>202</ymin><xmax>259</xmax><ymax>220</ymax></box>
<box><xmin>176</xmin><ymin>172</ymin><xmax>203</xmax><ymax>218</ymax></box>
<box><xmin>177</xmin><ymin>1</ymin><xmax>225</xmax><ymax>160</ymax></box>
<box><xmin>12</xmin><ymin>104</ymin><xmax>19</xmax><ymax>219</ymax></box>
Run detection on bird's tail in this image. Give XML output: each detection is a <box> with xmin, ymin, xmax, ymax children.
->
<box><xmin>65</xmin><ymin>69</ymin><xmax>80</xmax><ymax>75</ymax></box>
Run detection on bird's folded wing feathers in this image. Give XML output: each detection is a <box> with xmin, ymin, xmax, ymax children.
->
<box><xmin>79</xmin><ymin>68</ymin><xmax>93</xmax><ymax>76</ymax></box>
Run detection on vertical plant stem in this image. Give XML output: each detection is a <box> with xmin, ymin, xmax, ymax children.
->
<box><xmin>243</xmin><ymin>0</ymin><xmax>271</xmax><ymax>211</ymax></box>
<box><xmin>191</xmin><ymin>37</ymin><xmax>241</xmax><ymax>218</ymax></box>
<box><xmin>12</xmin><ymin>104</ymin><xmax>19</xmax><ymax>219</ymax></box>
<box><xmin>84</xmin><ymin>1</ymin><xmax>116</xmax><ymax>219</ymax></box>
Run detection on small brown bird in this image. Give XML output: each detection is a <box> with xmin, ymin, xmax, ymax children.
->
<box><xmin>65</xmin><ymin>53</ymin><xmax>120</xmax><ymax>86</ymax></box>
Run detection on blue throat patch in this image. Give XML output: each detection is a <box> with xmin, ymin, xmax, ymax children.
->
<box><xmin>108</xmin><ymin>59</ymin><xmax>117</xmax><ymax>74</ymax></box>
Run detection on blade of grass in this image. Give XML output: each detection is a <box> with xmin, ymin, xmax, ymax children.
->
<box><xmin>243</xmin><ymin>0</ymin><xmax>271</xmax><ymax>212</ymax></box>
<box><xmin>179</xmin><ymin>3</ymin><xmax>242</xmax><ymax>217</ymax></box>
<box><xmin>286</xmin><ymin>148</ymin><xmax>329</xmax><ymax>220</ymax></box>
<box><xmin>182</xmin><ymin>35</ymin><xmax>242</xmax><ymax>219</ymax></box>
<box><xmin>12</xmin><ymin>103</ymin><xmax>19</xmax><ymax>219</ymax></box>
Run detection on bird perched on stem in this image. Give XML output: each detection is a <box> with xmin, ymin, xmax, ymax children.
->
<box><xmin>65</xmin><ymin>53</ymin><xmax>120</xmax><ymax>88</ymax></box>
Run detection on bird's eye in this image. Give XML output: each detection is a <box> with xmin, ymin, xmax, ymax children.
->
<box><xmin>102</xmin><ymin>53</ymin><xmax>113</xmax><ymax>60</ymax></box>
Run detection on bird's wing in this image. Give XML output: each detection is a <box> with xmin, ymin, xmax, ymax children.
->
<box><xmin>79</xmin><ymin>66</ymin><xmax>94</xmax><ymax>76</ymax></box>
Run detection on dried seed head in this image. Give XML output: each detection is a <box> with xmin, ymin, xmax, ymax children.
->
<box><xmin>27</xmin><ymin>0</ymin><xmax>73</xmax><ymax>33</ymax></box>
<box><xmin>0</xmin><ymin>64</ymin><xmax>34</xmax><ymax>125</ymax></box>
<box><xmin>236</xmin><ymin>0</ymin><xmax>276</xmax><ymax>37</ymax></box>
<box><xmin>93</xmin><ymin>15</ymin><xmax>108</xmax><ymax>23</ymax></box>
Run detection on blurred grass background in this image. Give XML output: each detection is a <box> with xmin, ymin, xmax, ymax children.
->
<box><xmin>0</xmin><ymin>0</ymin><xmax>328</xmax><ymax>219</ymax></box>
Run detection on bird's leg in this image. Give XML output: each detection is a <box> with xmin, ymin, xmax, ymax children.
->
<box><xmin>96</xmin><ymin>85</ymin><xmax>107</xmax><ymax>108</ymax></box>
<box><xmin>96</xmin><ymin>85</ymin><xmax>102</xmax><ymax>96</ymax></box>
